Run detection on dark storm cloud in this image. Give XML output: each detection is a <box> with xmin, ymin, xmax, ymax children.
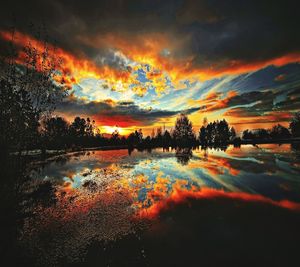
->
<box><xmin>223</xmin><ymin>85</ymin><xmax>300</xmax><ymax>123</ymax></box>
<box><xmin>57</xmin><ymin>96</ymin><xmax>200</xmax><ymax>125</ymax></box>
<box><xmin>226</xmin><ymin>89</ymin><xmax>300</xmax><ymax>113</ymax></box>
<box><xmin>1</xmin><ymin>0</ymin><xmax>299</xmax><ymax>69</ymax></box>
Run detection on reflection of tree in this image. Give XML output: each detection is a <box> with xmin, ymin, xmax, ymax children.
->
<box><xmin>291</xmin><ymin>142</ymin><xmax>300</xmax><ymax>152</ymax></box>
<box><xmin>200</xmin><ymin>145</ymin><xmax>228</xmax><ymax>152</ymax></box>
<box><xmin>175</xmin><ymin>148</ymin><xmax>193</xmax><ymax>165</ymax></box>
<box><xmin>128</xmin><ymin>147</ymin><xmax>134</xmax><ymax>155</ymax></box>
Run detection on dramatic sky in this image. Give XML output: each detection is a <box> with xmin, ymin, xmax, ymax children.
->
<box><xmin>1</xmin><ymin>0</ymin><xmax>300</xmax><ymax>135</ymax></box>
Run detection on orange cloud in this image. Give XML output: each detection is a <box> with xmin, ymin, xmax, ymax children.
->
<box><xmin>138</xmin><ymin>187</ymin><xmax>300</xmax><ymax>219</ymax></box>
<box><xmin>78</xmin><ymin>32</ymin><xmax>300</xmax><ymax>83</ymax></box>
<box><xmin>2</xmin><ymin>30</ymin><xmax>300</xmax><ymax>100</ymax></box>
<box><xmin>0</xmin><ymin>30</ymin><xmax>134</xmax><ymax>89</ymax></box>
<box><xmin>199</xmin><ymin>90</ymin><xmax>238</xmax><ymax>112</ymax></box>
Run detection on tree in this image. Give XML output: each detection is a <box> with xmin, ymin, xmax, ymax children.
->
<box><xmin>162</xmin><ymin>130</ymin><xmax>172</xmax><ymax>147</ymax></box>
<box><xmin>290</xmin><ymin>112</ymin><xmax>300</xmax><ymax>137</ymax></box>
<box><xmin>0</xmin><ymin>79</ymin><xmax>38</xmax><ymax>152</ymax></box>
<box><xmin>200</xmin><ymin>119</ymin><xmax>231</xmax><ymax>145</ymax></box>
<box><xmin>230</xmin><ymin>127</ymin><xmax>236</xmax><ymax>141</ymax></box>
<box><xmin>255</xmin><ymin>129</ymin><xmax>270</xmax><ymax>140</ymax></box>
<box><xmin>242</xmin><ymin>128</ymin><xmax>270</xmax><ymax>141</ymax></box>
<box><xmin>127</xmin><ymin>129</ymin><xmax>143</xmax><ymax>147</ymax></box>
<box><xmin>199</xmin><ymin>126</ymin><xmax>207</xmax><ymax>145</ymax></box>
<box><xmin>111</xmin><ymin>129</ymin><xmax>120</xmax><ymax>145</ymax></box>
<box><xmin>172</xmin><ymin>114</ymin><xmax>195</xmax><ymax>147</ymax></box>
<box><xmin>0</xmin><ymin>27</ymin><xmax>68</xmax><ymax>153</ymax></box>
<box><xmin>270</xmin><ymin>124</ymin><xmax>291</xmax><ymax>139</ymax></box>
<box><xmin>43</xmin><ymin>116</ymin><xmax>69</xmax><ymax>148</ymax></box>
<box><xmin>69</xmin><ymin>117</ymin><xmax>87</xmax><ymax>145</ymax></box>
<box><xmin>85</xmin><ymin>118</ymin><xmax>95</xmax><ymax>137</ymax></box>
<box><xmin>242</xmin><ymin>129</ymin><xmax>254</xmax><ymax>140</ymax></box>
<box><xmin>217</xmin><ymin>119</ymin><xmax>230</xmax><ymax>144</ymax></box>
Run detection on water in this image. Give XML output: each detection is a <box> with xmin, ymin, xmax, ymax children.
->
<box><xmin>18</xmin><ymin>144</ymin><xmax>300</xmax><ymax>266</ymax></box>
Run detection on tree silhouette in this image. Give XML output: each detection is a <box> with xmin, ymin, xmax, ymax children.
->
<box><xmin>242</xmin><ymin>129</ymin><xmax>255</xmax><ymax>140</ymax></box>
<box><xmin>111</xmin><ymin>129</ymin><xmax>121</xmax><ymax>145</ymax></box>
<box><xmin>162</xmin><ymin>130</ymin><xmax>172</xmax><ymax>148</ymax></box>
<box><xmin>0</xmin><ymin>28</ymin><xmax>68</xmax><ymax>154</ymax></box>
<box><xmin>230</xmin><ymin>127</ymin><xmax>236</xmax><ymax>141</ymax></box>
<box><xmin>173</xmin><ymin>114</ymin><xmax>195</xmax><ymax>147</ymax></box>
<box><xmin>127</xmin><ymin>129</ymin><xmax>143</xmax><ymax>147</ymax></box>
<box><xmin>199</xmin><ymin>126</ymin><xmax>207</xmax><ymax>145</ymax></box>
<box><xmin>43</xmin><ymin>116</ymin><xmax>69</xmax><ymax>149</ymax></box>
<box><xmin>199</xmin><ymin>119</ymin><xmax>233</xmax><ymax>145</ymax></box>
<box><xmin>0</xmin><ymin>79</ymin><xmax>38</xmax><ymax>153</ymax></box>
<box><xmin>270</xmin><ymin>124</ymin><xmax>291</xmax><ymax>139</ymax></box>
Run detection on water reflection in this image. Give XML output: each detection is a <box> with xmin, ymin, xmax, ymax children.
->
<box><xmin>29</xmin><ymin>144</ymin><xmax>300</xmax><ymax>208</ymax></box>
<box><xmin>20</xmin><ymin>144</ymin><xmax>300</xmax><ymax>265</ymax></box>
<box><xmin>175</xmin><ymin>147</ymin><xmax>193</xmax><ymax>165</ymax></box>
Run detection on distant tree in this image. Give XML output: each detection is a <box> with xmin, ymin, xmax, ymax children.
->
<box><xmin>199</xmin><ymin>126</ymin><xmax>207</xmax><ymax>145</ymax></box>
<box><xmin>200</xmin><ymin>119</ymin><xmax>231</xmax><ymax>145</ymax></box>
<box><xmin>242</xmin><ymin>128</ymin><xmax>270</xmax><ymax>141</ymax></box>
<box><xmin>127</xmin><ymin>129</ymin><xmax>143</xmax><ymax>147</ymax></box>
<box><xmin>69</xmin><ymin>117</ymin><xmax>87</xmax><ymax>145</ymax></box>
<box><xmin>270</xmin><ymin>124</ymin><xmax>291</xmax><ymax>139</ymax></box>
<box><xmin>172</xmin><ymin>114</ymin><xmax>195</xmax><ymax>147</ymax></box>
<box><xmin>217</xmin><ymin>119</ymin><xmax>231</xmax><ymax>143</ymax></box>
<box><xmin>85</xmin><ymin>118</ymin><xmax>95</xmax><ymax>137</ymax></box>
<box><xmin>111</xmin><ymin>129</ymin><xmax>120</xmax><ymax>144</ymax></box>
<box><xmin>290</xmin><ymin>112</ymin><xmax>300</xmax><ymax>137</ymax></box>
<box><xmin>254</xmin><ymin>129</ymin><xmax>270</xmax><ymax>140</ymax></box>
<box><xmin>127</xmin><ymin>133</ymin><xmax>136</xmax><ymax>147</ymax></box>
<box><xmin>155</xmin><ymin>127</ymin><xmax>163</xmax><ymax>146</ymax></box>
<box><xmin>242</xmin><ymin>129</ymin><xmax>254</xmax><ymax>140</ymax></box>
<box><xmin>143</xmin><ymin>135</ymin><xmax>151</xmax><ymax>147</ymax></box>
<box><xmin>162</xmin><ymin>130</ymin><xmax>172</xmax><ymax>147</ymax></box>
<box><xmin>151</xmin><ymin>129</ymin><xmax>155</xmax><ymax>139</ymax></box>
<box><xmin>136</xmin><ymin>129</ymin><xmax>143</xmax><ymax>143</ymax></box>
<box><xmin>43</xmin><ymin>116</ymin><xmax>69</xmax><ymax>148</ymax></box>
<box><xmin>230</xmin><ymin>127</ymin><xmax>236</xmax><ymax>141</ymax></box>
<box><xmin>199</xmin><ymin>117</ymin><xmax>208</xmax><ymax>145</ymax></box>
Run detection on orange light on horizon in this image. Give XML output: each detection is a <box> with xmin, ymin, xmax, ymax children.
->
<box><xmin>99</xmin><ymin>125</ymin><xmax>129</xmax><ymax>136</ymax></box>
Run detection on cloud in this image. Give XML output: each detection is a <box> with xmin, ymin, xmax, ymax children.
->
<box><xmin>1</xmin><ymin>0</ymin><xmax>299</xmax><ymax>84</ymax></box>
<box><xmin>56</xmin><ymin>95</ymin><xmax>200</xmax><ymax>127</ymax></box>
<box><xmin>1</xmin><ymin>0</ymin><xmax>300</xmax><ymax>130</ymax></box>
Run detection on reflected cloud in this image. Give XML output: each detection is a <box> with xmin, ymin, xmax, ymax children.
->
<box><xmin>21</xmin><ymin>144</ymin><xmax>300</xmax><ymax>264</ymax></box>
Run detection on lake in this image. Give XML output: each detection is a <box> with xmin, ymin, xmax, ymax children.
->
<box><xmin>18</xmin><ymin>144</ymin><xmax>300</xmax><ymax>266</ymax></box>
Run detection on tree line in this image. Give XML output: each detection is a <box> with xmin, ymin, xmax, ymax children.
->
<box><xmin>241</xmin><ymin>117</ymin><xmax>300</xmax><ymax>142</ymax></box>
<box><xmin>39</xmin><ymin>112</ymin><xmax>300</xmax><ymax>151</ymax></box>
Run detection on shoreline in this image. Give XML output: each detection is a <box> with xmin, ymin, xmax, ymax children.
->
<box><xmin>8</xmin><ymin>139</ymin><xmax>300</xmax><ymax>160</ymax></box>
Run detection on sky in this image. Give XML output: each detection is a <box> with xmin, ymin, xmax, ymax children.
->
<box><xmin>1</xmin><ymin>0</ymin><xmax>300</xmax><ymax>135</ymax></box>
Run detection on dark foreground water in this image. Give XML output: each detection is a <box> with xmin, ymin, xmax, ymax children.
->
<box><xmin>3</xmin><ymin>144</ymin><xmax>300</xmax><ymax>266</ymax></box>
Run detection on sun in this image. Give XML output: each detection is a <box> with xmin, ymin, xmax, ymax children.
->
<box><xmin>100</xmin><ymin>125</ymin><xmax>126</xmax><ymax>135</ymax></box>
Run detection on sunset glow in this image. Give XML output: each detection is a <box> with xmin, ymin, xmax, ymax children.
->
<box><xmin>1</xmin><ymin>24</ymin><xmax>300</xmax><ymax>134</ymax></box>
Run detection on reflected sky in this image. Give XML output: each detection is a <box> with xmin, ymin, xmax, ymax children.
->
<box><xmin>21</xmin><ymin>144</ymin><xmax>300</xmax><ymax>265</ymax></box>
<box><xmin>30</xmin><ymin>144</ymin><xmax>300</xmax><ymax>213</ymax></box>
